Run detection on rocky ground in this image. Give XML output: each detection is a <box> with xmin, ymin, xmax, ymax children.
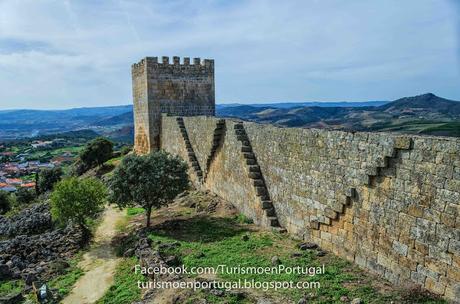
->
<box><xmin>0</xmin><ymin>203</ymin><xmax>85</xmax><ymax>303</ymax></box>
<box><xmin>0</xmin><ymin>204</ymin><xmax>52</xmax><ymax>238</ymax></box>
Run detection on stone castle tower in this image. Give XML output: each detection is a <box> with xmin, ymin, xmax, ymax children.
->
<box><xmin>132</xmin><ymin>56</ymin><xmax>215</xmax><ymax>154</ymax></box>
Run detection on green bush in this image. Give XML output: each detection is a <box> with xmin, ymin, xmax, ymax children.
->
<box><xmin>80</xmin><ymin>137</ymin><xmax>113</xmax><ymax>169</ymax></box>
<box><xmin>108</xmin><ymin>151</ymin><xmax>189</xmax><ymax>227</ymax></box>
<box><xmin>0</xmin><ymin>191</ymin><xmax>12</xmax><ymax>214</ymax></box>
<box><xmin>51</xmin><ymin>177</ymin><xmax>107</xmax><ymax>238</ymax></box>
<box><xmin>15</xmin><ymin>187</ymin><xmax>36</xmax><ymax>205</ymax></box>
<box><xmin>37</xmin><ymin>167</ymin><xmax>63</xmax><ymax>194</ymax></box>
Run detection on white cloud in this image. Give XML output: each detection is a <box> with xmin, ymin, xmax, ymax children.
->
<box><xmin>0</xmin><ymin>0</ymin><xmax>458</xmax><ymax>109</ymax></box>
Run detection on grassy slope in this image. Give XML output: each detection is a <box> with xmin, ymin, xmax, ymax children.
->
<box><xmin>147</xmin><ymin>215</ymin><xmax>446</xmax><ymax>304</ymax></box>
<box><xmin>95</xmin><ymin>257</ymin><xmax>146</xmax><ymax>304</ymax></box>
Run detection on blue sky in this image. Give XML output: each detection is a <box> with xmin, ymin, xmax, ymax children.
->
<box><xmin>0</xmin><ymin>0</ymin><xmax>458</xmax><ymax>109</ymax></box>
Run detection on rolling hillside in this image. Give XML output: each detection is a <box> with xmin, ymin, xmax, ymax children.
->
<box><xmin>217</xmin><ymin>93</ymin><xmax>460</xmax><ymax>137</ymax></box>
<box><xmin>1</xmin><ymin>93</ymin><xmax>459</xmax><ymax>141</ymax></box>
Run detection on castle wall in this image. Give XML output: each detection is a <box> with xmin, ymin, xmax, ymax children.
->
<box><xmin>160</xmin><ymin>115</ymin><xmax>460</xmax><ymax>302</ymax></box>
<box><xmin>132</xmin><ymin>56</ymin><xmax>215</xmax><ymax>154</ymax></box>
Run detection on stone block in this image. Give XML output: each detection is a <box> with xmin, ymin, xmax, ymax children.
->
<box><xmin>324</xmin><ymin>208</ymin><xmax>338</xmax><ymax>220</ymax></box>
<box><xmin>425</xmin><ymin>277</ymin><xmax>446</xmax><ymax>295</ymax></box>
<box><xmin>392</xmin><ymin>240</ymin><xmax>408</xmax><ymax>256</ymax></box>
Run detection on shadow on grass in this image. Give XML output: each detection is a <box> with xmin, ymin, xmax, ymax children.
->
<box><xmin>150</xmin><ymin>215</ymin><xmax>249</xmax><ymax>243</ymax></box>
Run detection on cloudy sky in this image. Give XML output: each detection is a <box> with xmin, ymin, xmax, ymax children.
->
<box><xmin>0</xmin><ymin>0</ymin><xmax>458</xmax><ymax>109</ymax></box>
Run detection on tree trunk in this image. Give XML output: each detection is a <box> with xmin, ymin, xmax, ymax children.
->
<box><xmin>80</xmin><ymin>223</ymin><xmax>91</xmax><ymax>244</ymax></box>
<box><xmin>146</xmin><ymin>206</ymin><xmax>152</xmax><ymax>227</ymax></box>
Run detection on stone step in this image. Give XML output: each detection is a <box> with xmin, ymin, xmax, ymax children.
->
<box><xmin>235</xmin><ymin>129</ymin><xmax>245</xmax><ymax>135</ymax></box>
<box><xmin>255</xmin><ymin>187</ymin><xmax>268</xmax><ymax>197</ymax></box>
<box><xmin>324</xmin><ymin>207</ymin><xmax>338</xmax><ymax>220</ymax></box>
<box><xmin>265</xmin><ymin>207</ymin><xmax>276</xmax><ymax>217</ymax></box>
<box><xmin>259</xmin><ymin>195</ymin><xmax>270</xmax><ymax>201</ymax></box>
<box><xmin>234</xmin><ymin>124</ymin><xmax>244</xmax><ymax>129</ymax></box>
<box><xmin>266</xmin><ymin>217</ymin><xmax>279</xmax><ymax>227</ymax></box>
<box><xmin>261</xmin><ymin>200</ymin><xmax>272</xmax><ymax>209</ymax></box>
<box><xmin>248</xmin><ymin>165</ymin><xmax>260</xmax><ymax>172</ymax></box>
<box><xmin>253</xmin><ymin>179</ymin><xmax>264</xmax><ymax>187</ymax></box>
<box><xmin>346</xmin><ymin>188</ymin><xmax>357</xmax><ymax>198</ymax></box>
<box><xmin>248</xmin><ymin>172</ymin><xmax>261</xmax><ymax>179</ymax></box>
<box><xmin>236</xmin><ymin>135</ymin><xmax>248</xmax><ymax>141</ymax></box>
<box><xmin>243</xmin><ymin>152</ymin><xmax>255</xmax><ymax>159</ymax></box>
<box><xmin>246</xmin><ymin>159</ymin><xmax>256</xmax><ymax>166</ymax></box>
<box><xmin>214</xmin><ymin>128</ymin><xmax>224</xmax><ymax>134</ymax></box>
<box><xmin>241</xmin><ymin>146</ymin><xmax>252</xmax><ymax>153</ymax></box>
<box><xmin>330</xmin><ymin>201</ymin><xmax>344</xmax><ymax>213</ymax></box>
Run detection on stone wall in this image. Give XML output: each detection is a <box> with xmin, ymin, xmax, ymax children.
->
<box><xmin>132</xmin><ymin>56</ymin><xmax>215</xmax><ymax>154</ymax></box>
<box><xmin>160</xmin><ymin>115</ymin><xmax>460</xmax><ymax>302</ymax></box>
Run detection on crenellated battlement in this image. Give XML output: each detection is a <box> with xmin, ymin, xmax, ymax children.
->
<box><xmin>132</xmin><ymin>55</ymin><xmax>215</xmax><ymax>154</ymax></box>
<box><xmin>132</xmin><ymin>56</ymin><xmax>214</xmax><ymax>73</ymax></box>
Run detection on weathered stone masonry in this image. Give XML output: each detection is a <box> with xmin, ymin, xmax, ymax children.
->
<box><xmin>133</xmin><ymin>57</ymin><xmax>460</xmax><ymax>302</ymax></box>
<box><xmin>132</xmin><ymin>56</ymin><xmax>215</xmax><ymax>154</ymax></box>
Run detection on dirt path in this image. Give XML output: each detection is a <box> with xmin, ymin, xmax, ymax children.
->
<box><xmin>62</xmin><ymin>205</ymin><xmax>124</xmax><ymax>304</ymax></box>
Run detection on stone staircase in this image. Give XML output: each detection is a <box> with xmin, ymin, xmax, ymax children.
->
<box><xmin>234</xmin><ymin>122</ymin><xmax>286</xmax><ymax>232</ymax></box>
<box><xmin>176</xmin><ymin>117</ymin><xmax>203</xmax><ymax>182</ymax></box>
<box><xmin>310</xmin><ymin>137</ymin><xmax>412</xmax><ymax>230</ymax></box>
<box><xmin>203</xmin><ymin>119</ymin><xmax>226</xmax><ymax>181</ymax></box>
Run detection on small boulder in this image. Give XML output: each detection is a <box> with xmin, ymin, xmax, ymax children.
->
<box><xmin>316</xmin><ymin>250</ymin><xmax>326</xmax><ymax>257</ymax></box>
<box><xmin>351</xmin><ymin>298</ymin><xmax>363</xmax><ymax>304</ymax></box>
<box><xmin>0</xmin><ymin>264</ymin><xmax>12</xmax><ymax>280</ymax></box>
<box><xmin>291</xmin><ymin>252</ymin><xmax>303</xmax><ymax>258</ymax></box>
<box><xmin>299</xmin><ymin>242</ymin><xmax>318</xmax><ymax>250</ymax></box>
<box><xmin>271</xmin><ymin>256</ymin><xmax>281</xmax><ymax>266</ymax></box>
<box><xmin>210</xmin><ymin>289</ymin><xmax>224</xmax><ymax>297</ymax></box>
<box><xmin>297</xmin><ymin>297</ymin><xmax>308</xmax><ymax>304</ymax></box>
<box><xmin>257</xmin><ymin>298</ymin><xmax>273</xmax><ymax>304</ymax></box>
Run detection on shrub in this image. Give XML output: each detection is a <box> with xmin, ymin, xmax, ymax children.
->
<box><xmin>50</xmin><ymin>177</ymin><xmax>107</xmax><ymax>239</ymax></box>
<box><xmin>0</xmin><ymin>191</ymin><xmax>12</xmax><ymax>214</ymax></box>
<box><xmin>15</xmin><ymin>187</ymin><xmax>36</xmax><ymax>205</ymax></box>
<box><xmin>79</xmin><ymin>137</ymin><xmax>113</xmax><ymax>169</ymax></box>
<box><xmin>37</xmin><ymin>167</ymin><xmax>63</xmax><ymax>194</ymax></box>
<box><xmin>108</xmin><ymin>151</ymin><xmax>189</xmax><ymax>227</ymax></box>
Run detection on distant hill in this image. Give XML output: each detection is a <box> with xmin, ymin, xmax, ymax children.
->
<box><xmin>217</xmin><ymin>100</ymin><xmax>387</xmax><ymax>109</ymax></box>
<box><xmin>378</xmin><ymin>93</ymin><xmax>460</xmax><ymax>116</ymax></box>
<box><xmin>0</xmin><ymin>105</ymin><xmax>132</xmax><ymax>141</ymax></box>
<box><xmin>93</xmin><ymin>111</ymin><xmax>134</xmax><ymax>126</ymax></box>
<box><xmin>217</xmin><ymin>93</ymin><xmax>460</xmax><ymax>137</ymax></box>
<box><xmin>0</xmin><ymin>94</ymin><xmax>459</xmax><ymax>141</ymax></box>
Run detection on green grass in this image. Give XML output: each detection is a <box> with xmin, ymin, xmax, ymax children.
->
<box><xmin>27</xmin><ymin>145</ymin><xmax>83</xmax><ymax>160</ymax></box>
<box><xmin>127</xmin><ymin>207</ymin><xmax>145</xmax><ymax>217</ymax></box>
<box><xmin>367</xmin><ymin>119</ymin><xmax>460</xmax><ymax>137</ymax></box>
<box><xmin>147</xmin><ymin>216</ymin><xmax>446</xmax><ymax>303</ymax></box>
<box><xmin>48</xmin><ymin>254</ymin><xmax>84</xmax><ymax>298</ymax></box>
<box><xmin>105</xmin><ymin>156</ymin><xmax>123</xmax><ymax>166</ymax></box>
<box><xmin>421</xmin><ymin>122</ymin><xmax>460</xmax><ymax>136</ymax></box>
<box><xmin>234</xmin><ymin>213</ymin><xmax>254</xmax><ymax>224</ymax></box>
<box><xmin>0</xmin><ymin>280</ymin><xmax>24</xmax><ymax>296</ymax></box>
<box><xmin>95</xmin><ymin>257</ymin><xmax>146</xmax><ymax>304</ymax></box>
